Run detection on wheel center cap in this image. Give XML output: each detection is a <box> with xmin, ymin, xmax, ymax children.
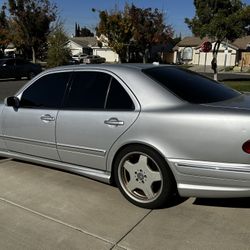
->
<box><xmin>137</xmin><ymin>172</ymin><xmax>144</xmax><ymax>181</ymax></box>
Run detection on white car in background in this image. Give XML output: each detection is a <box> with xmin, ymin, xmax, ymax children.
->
<box><xmin>72</xmin><ymin>54</ymin><xmax>87</xmax><ymax>63</ymax></box>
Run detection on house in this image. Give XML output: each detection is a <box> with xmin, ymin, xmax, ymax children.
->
<box><xmin>67</xmin><ymin>36</ymin><xmax>119</xmax><ymax>63</ymax></box>
<box><xmin>233</xmin><ymin>36</ymin><xmax>250</xmax><ymax>66</ymax></box>
<box><xmin>150</xmin><ymin>41</ymin><xmax>175</xmax><ymax>63</ymax></box>
<box><xmin>66</xmin><ymin>37</ymin><xmax>97</xmax><ymax>56</ymax></box>
<box><xmin>173</xmin><ymin>36</ymin><xmax>239</xmax><ymax>67</ymax></box>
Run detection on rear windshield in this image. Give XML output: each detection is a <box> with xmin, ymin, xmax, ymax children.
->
<box><xmin>142</xmin><ymin>66</ymin><xmax>240</xmax><ymax>104</ymax></box>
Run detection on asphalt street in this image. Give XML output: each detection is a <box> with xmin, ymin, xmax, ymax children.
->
<box><xmin>0</xmin><ymin>79</ymin><xmax>27</xmax><ymax>101</ymax></box>
<box><xmin>1</xmin><ymin>77</ymin><xmax>250</xmax><ymax>249</ymax></box>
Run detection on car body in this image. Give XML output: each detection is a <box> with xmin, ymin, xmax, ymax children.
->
<box><xmin>67</xmin><ymin>58</ymin><xmax>80</xmax><ymax>65</ymax></box>
<box><xmin>83</xmin><ymin>55</ymin><xmax>106</xmax><ymax>64</ymax></box>
<box><xmin>1</xmin><ymin>64</ymin><xmax>250</xmax><ymax>208</ymax></box>
<box><xmin>0</xmin><ymin>58</ymin><xmax>42</xmax><ymax>80</ymax></box>
<box><xmin>72</xmin><ymin>54</ymin><xmax>88</xmax><ymax>63</ymax></box>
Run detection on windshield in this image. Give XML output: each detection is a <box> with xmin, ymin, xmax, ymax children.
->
<box><xmin>142</xmin><ymin>66</ymin><xmax>240</xmax><ymax>104</ymax></box>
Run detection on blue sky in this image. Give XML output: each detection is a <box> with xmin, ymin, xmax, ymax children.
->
<box><xmin>54</xmin><ymin>0</ymin><xmax>196</xmax><ymax>37</ymax></box>
<box><xmin>52</xmin><ymin>0</ymin><xmax>250</xmax><ymax>37</ymax></box>
<box><xmin>1</xmin><ymin>0</ymin><xmax>250</xmax><ymax>37</ymax></box>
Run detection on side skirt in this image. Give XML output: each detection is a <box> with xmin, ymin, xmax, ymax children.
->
<box><xmin>0</xmin><ymin>150</ymin><xmax>111</xmax><ymax>184</ymax></box>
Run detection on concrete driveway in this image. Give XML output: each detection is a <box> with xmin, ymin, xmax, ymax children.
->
<box><xmin>1</xmin><ymin>157</ymin><xmax>250</xmax><ymax>250</ymax></box>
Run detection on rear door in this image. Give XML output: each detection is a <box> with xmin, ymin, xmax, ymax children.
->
<box><xmin>56</xmin><ymin>70</ymin><xmax>139</xmax><ymax>170</ymax></box>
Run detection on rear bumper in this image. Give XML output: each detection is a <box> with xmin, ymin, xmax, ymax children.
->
<box><xmin>168</xmin><ymin>158</ymin><xmax>250</xmax><ymax>198</ymax></box>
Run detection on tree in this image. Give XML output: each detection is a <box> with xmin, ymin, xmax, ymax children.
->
<box><xmin>95</xmin><ymin>6</ymin><xmax>132</xmax><ymax>62</ymax></box>
<box><xmin>47</xmin><ymin>23</ymin><xmax>71</xmax><ymax>68</ymax></box>
<box><xmin>79</xmin><ymin>27</ymin><xmax>94</xmax><ymax>37</ymax></box>
<box><xmin>128</xmin><ymin>5</ymin><xmax>173</xmax><ymax>63</ymax></box>
<box><xmin>75</xmin><ymin>22</ymin><xmax>80</xmax><ymax>37</ymax></box>
<box><xmin>0</xmin><ymin>5</ymin><xmax>10</xmax><ymax>56</ymax></box>
<box><xmin>74</xmin><ymin>23</ymin><xmax>94</xmax><ymax>37</ymax></box>
<box><xmin>8</xmin><ymin>0</ymin><xmax>57</xmax><ymax>62</ymax></box>
<box><xmin>185</xmin><ymin>0</ymin><xmax>250</xmax><ymax>80</ymax></box>
<box><xmin>95</xmin><ymin>4</ymin><xmax>173</xmax><ymax>63</ymax></box>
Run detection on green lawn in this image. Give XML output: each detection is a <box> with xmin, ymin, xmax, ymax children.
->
<box><xmin>222</xmin><ymin>80</ymin><xmax>250</xmax><ymax>92</ymax></box>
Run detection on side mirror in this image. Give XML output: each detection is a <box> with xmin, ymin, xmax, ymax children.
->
<box><xmin>5</xmin><ymin>96</ymin><xmax>20</xmax><ymax>108</ymax></box>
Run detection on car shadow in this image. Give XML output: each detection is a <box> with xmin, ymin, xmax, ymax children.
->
<box><xmin>193</xmin><ymin>197</ymin><xmax>250</xmax><ymax>208</ymax></box>
<box><xmin>161</xmin><ymin>194</ymin><xmax>189</xmax><ymax>209</ymax></box>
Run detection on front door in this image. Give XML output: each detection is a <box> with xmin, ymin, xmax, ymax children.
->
<box><xmin>2</xmin><ymin>72</ymin><xmax>71</xmax><ymax>160</ymax></box>
<box><xmin>56</xmin><ymin>71</ymin><xmax>139</xmax><ymax>170</ymax></box>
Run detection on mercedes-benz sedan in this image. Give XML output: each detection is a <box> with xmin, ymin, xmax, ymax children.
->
<box><xmin>1</xmin><ymin>64</ymin><xmax>250</xmax><ymax>209</ymax></box>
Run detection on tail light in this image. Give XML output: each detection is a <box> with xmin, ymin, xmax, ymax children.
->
<box><xmin>242</xmin><ymin>140</ymin><xmax>250</xmax><ymax>154</ymax></box>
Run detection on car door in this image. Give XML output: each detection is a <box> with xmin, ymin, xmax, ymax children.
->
<box><xmin>15</xmin><ymin>59</ymin><xmax>27</xmax><ymax>78</ymax></box>
<box><xmin>56</xmin><ymin>71</ymin><xmax>140</xmax><ymax>171</ymax></box>
<box><xmin>0</xmin><ymin>59</ymin><xmax>15</xmax><ymax>79</ymax></box>
<box><xmin>2</xmin><ymin>72</ymin><xmax>71</xmax><ymax>160</ymax></box>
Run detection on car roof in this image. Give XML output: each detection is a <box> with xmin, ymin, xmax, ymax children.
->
<box><xmin>49</xmin><ymin>63</ymin><xmax>167</xmax><ymax>72</ymax></box>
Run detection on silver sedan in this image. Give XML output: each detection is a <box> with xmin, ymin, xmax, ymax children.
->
<box><xmin>0</xmin><ymin>64</ymin><xmax>250</xmax><ymax>209</ymax></box>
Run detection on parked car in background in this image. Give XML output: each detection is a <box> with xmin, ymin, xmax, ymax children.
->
<box><xmin>72</xmin><ymin>53</ymin><xmax>87</xmax><ymax>63</ymax></box>
<box><xmin>67</xmin><ymin>58</ymin><xmax>80</xmax><ymax>65</ymax></box>
<box><xmin>2</xmin><ymin>64</ymin><xmax>250</xmax><ymax>209</ymax></box>
<box><xmin>0</xmin><ymin>58</ymin><xmax>42</xmax><ymax>80</ymax></box>
<box><xmin>83</xmin><ymin>55</ymin><xmax>106</xmax><ymax>64</ymax></box>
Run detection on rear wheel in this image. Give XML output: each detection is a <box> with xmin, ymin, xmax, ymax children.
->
<box><xmin>114</xmin><ymin>145</ymin><xmax>176</xmax><ymax>209</ymax></box>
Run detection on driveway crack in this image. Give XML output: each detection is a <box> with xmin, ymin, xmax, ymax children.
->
<box><xmin>110</xmin><ymin>209</ymin><xmax>152</xmax><ymax>250</ymax></box>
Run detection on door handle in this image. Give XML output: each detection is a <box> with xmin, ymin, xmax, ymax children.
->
<box><xmin>104</xmin><ymin>117</ymin><xmax>124</xmax><ymax>126</ymax></box>
<box><xmin>40</xmin><ymin>114</ymin><xmax>55</xmax><ymax>122</ymax></box>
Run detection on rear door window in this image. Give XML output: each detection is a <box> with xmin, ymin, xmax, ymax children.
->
<box><xmin>64</xmin><ymin>71</ymin><xmax>111</xmax><ymax>110</ymax></box>
<box><xmin>105</xmin><ymin>77</ymin><xmax>135</xmax><ymax>110</ymax></box>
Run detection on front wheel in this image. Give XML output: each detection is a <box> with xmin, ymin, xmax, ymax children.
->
<box><xmin>114</xmin><ymin>145</ymin><xmax>176</xmax><ymax>209</ymax></box>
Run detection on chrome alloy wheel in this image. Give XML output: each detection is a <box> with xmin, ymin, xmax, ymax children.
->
<box><xmin>118</xmin><ymin>152</ymin><xmax>163</xmax><ymax>203</ymax></box>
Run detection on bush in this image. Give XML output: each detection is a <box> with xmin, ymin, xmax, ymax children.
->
<box><xmin>224</xmin><ymin>66</ymin><xmax>234</xmax><ymax>72</ymax></box>
<box><xmin>46</xmin><ymin>24</ymin><xmax>71</xmax><ymax>68</ymax></box>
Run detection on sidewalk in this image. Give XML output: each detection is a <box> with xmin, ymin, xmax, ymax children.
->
<box><xmin>188</xmin><ymin>65</ymin><xmax>250</xmax><ymax>80</ymax></box>
<box><xmin>189</xmin><ymin>65</ymin><xmax>224</xmax><ymax>73</ymax></box>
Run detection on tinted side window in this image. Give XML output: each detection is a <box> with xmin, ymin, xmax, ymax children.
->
<box><xmin>64</xmin><ymin>72</ymin><xmax>111</xmax><ymax>110</ymax></box>
<box><xmin>20</xmin><ymin>72</ymin><xmax>71</xmax><ymax>108</ymax></box>
<box><xmin>142</xmin><ymin>67</ymin><xmax>240</xmax><ymax>104</ymax></box>
<box><xmin>106</xmin><ymin>78</ymin><xmax>135</xmax><ymax>110</ymax></box>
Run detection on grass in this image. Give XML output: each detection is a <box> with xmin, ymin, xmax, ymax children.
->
<box><xmin>222</xmin><ymin>80</ymin><xmax>250</xmax><ymax>92</ymax></box>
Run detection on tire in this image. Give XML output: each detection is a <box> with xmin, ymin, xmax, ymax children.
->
<box><xmin>114</xmin><ymin>145</ymin><xmax>176</xmax><ymax>209</ymax></box>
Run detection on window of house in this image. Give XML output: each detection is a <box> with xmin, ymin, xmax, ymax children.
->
<box><xmin>182</xmin><ymin>47</ymin><xmax>193</xmax><ymax>61</ymax></box>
